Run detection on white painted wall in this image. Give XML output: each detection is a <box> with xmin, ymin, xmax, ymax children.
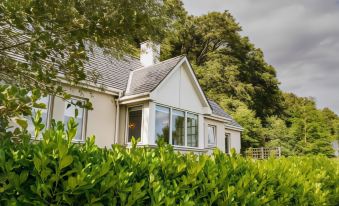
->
<box><xmin>51</xmin><ymin>86</ymin><xmax>116</xmax><ymax>148</ymax></box>
<box><xmin>151</xmin><ymin>64</ymin><xmax>209</xmax><ymax>114</ymax></box>
<box><xmin>204</xmin><ymin>117</ymin><xmax>242</xmax><ymax>154</ymax></box>
<box><xmin>225</xmin><ymin>127</ymin><xmax>241</xmax><ymax>154</ymax></box>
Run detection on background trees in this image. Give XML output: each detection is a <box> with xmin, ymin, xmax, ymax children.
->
<box><xmin>160</xmin><ymin>5</ymin><xmax>338</xmax><ymax>156</ymax></box>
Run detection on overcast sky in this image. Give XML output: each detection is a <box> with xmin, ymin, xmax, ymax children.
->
<box><xmin>183</xmin><ymin>0</ymin><xmax>339</xmax><ymax>114</ymax></box>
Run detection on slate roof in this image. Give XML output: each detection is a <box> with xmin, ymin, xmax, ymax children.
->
<box><xmin>125</xmin><ymin>55</ymin><xmax>184</xmax><ymax>96</ymax></box>
<box><xmin>84</xmin><ymin>46</ymin><xmax>142</xmax><ymax>91</ymax></box>
<box><xmin>208</xmin><ymin>100</ymin><xmax>242</xmax><ymax>129</ymax></box>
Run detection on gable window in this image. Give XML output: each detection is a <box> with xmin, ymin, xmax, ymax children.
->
<box><xmin>155</xmin><ymin>106</ymin><xmax>170</xmax><ymax>143</ymax></box>
<box><xmin>187</xmin><ymin>113</ymin><xmax>198</xmax><ymax>147</ymax></box>
<box><xmin>172</xmin><ymin>110</ymin><xmax>185</xmax><ymax>146</ymax></box>
<box><xmin>27</xmin><ymin>95</ymin><xmax>51</xmax><ymax>138</ymax></box>
<box><xmin>208</xmin><ymin>125</ymin><xmax>216</xmax><ymax>147</ymax></box>
<box><xmin>64</xmin><ymin>97</ymin><xmax>87</xmax><ymax>141</ymax></box>
<box><xmin>155</xmin><ymin>104</ymin><xmax>199</xmax><ymax>147</ymax></box>
<box><xmin>127</xmin><ymin>106</ymin><xmax>143</xmax><ymax>142</ymax></box>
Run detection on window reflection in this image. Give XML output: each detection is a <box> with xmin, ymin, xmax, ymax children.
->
<box><xmin>172</xmin><ymin>110</ymin><xmax>185</xmax><ymax>146</ymax></box>
<box><xmin>187</xmin><ymin>113</ymin><xmax>198</xmax><ymax>147</ymax></box>
<box><xmin>155</xmin><ymin>106</ymin><xmax>170</xmax><ymax>143</ymax></box>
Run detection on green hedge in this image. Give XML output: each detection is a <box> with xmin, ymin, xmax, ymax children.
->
<box><xmin>0</xmin><ymin>122</ymin><xmax>338</xmax><ymax>205</ymax></box>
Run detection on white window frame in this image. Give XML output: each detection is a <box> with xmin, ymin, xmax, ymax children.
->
<box><xmin>63</xmin><ymin>96</ymin><xmax>88</xmax><ymax>143</ymax></box>
<box><xmin>208</xmin><ymin>125</ymin><xmax>217</xmax><ymax>147</ymax></box>
<box><xmin>155</xmin><ymin>104</ymin><xmax>199</xmax><ymax>148</ymax></box>
<box><xmin>126</xmin><ymin>105</ymin><xmax>144</xmax><ymax>144</ymax></box>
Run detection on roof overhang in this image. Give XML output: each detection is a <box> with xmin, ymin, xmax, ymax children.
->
<box><xmin>150</xmin><ymin>57</ymin><xmax>212</xmax><ymax>114</ymax></box>
<box><xmin>225</xmin><ymin>124</ymin><xmax>244</xmax><ymax>132</ymax></box>
<box><xmin>56</xmin><ymin>74</ymin><xmax>122</xmax><ymax>96</ymax></box>
<box><xmin>119</xmin><ymin>92</ymin><xmax>150</xmax><ymax>104</ymax></box>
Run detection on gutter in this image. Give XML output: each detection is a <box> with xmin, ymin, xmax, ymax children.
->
<box><xmin>225</xmin><ymin>124</ymin><xmax>244</xmax><ymax>132</ymax></box>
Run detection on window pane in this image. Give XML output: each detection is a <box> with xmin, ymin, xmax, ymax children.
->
<box><xmin>172</xmin><ymin>110</ymin><xmax>185</xmax><ymax>146</ymax></box>
<box><xmin>64</xmin><ymin>98</ymin><xmax>85</xmax><ymax>141</ymax></box>
<box><xmin>208</xmin><ymin>125</ymin><xmax>216</xmax><ymax>146</ymax></box>
<box><xmin>128</xmin><ymin>108</ymin><xmax>142</xmax><ymax>142</ymax></box>
<box><xmin>27</xmin><ymin>96</ymin><xmax>49</xmax><ymax>138</ymax></box>
<box><xmin>155</xmin><ymin>106</ymin><xmax>170</xmax><ymax>143</ymax></box>
<box><xmin>225</xmin><ymin>134</ymin><xmax>230</xmax><ymax>154</ymax></box>
<box><xmin>187</xmin><ymin>113</ymin><xmax>198</xmax><ymax>147</ymax></box>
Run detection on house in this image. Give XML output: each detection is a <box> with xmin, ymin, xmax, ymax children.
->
<box><xmin>28</xmin><ymin>41</ymin><xmax>243</xmax><ymax>154</ymax></box>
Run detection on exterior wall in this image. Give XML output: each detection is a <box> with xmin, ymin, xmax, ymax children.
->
<box><xmin>151</xmin><ymin>65</ymin><xmax>208</xmax><ymax>114</ymax></box>
<box><xmin>51</xmin><ymin>86</ymin><xmax>117</xmax><ymax>148</ymax></box>
<box><xmin>225</xmin><ymin>127</ymin><xmax>241</xmax><ymax>154</ymax></box>
<box><xmin>204</xmin><ymin>118</ymin><xmax>242</xmax><ymax>154</ymax></box>
<box><xmin>204</xmin><ymin>118</ymin><xmax>226</xmax><ymax>152</ymax></box>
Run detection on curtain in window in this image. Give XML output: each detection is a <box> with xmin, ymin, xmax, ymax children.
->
<box><xmin>128</xmin><ymin>108</ymin><xmax>142</xmax><ymax>142</ymax></box>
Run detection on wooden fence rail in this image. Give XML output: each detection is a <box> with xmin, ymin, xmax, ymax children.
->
<box><xmin>246</xmin><ymin>147</ymin><xmax>281</xmax><ymax>159</ymax></box>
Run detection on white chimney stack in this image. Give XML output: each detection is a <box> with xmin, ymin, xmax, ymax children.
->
<box><xmin>140</xmin><ymin>41</ymin><xmax>160</xmax><ymax>67</ymax></box>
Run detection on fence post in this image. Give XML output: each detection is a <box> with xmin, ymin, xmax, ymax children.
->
<box><xmin>278</xmin><ymin>147</ymin><xmax>281</xmax><ymax>157</ymax></box>
<box><xmin>261</xmin><ymin>147</ymin><xmax>264</xmax><ymax>159</ymax></box>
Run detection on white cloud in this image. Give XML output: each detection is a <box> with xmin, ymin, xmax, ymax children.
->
<box><xmin>183</xmin><ymin>0</ymin><xmax>339</xmax><ymax>114</ymax></box>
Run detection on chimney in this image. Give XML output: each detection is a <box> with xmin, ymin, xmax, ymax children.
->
<box><xmin>140</xmin><ymin>41</ymin><xmax>160</xmax><ymax>67</ymax></box>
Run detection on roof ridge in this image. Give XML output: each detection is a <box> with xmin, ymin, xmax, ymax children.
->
<box><xmin>132</xmin><ymin>55</ymin><xmax>185</xmax><ymax>72</ymax></box>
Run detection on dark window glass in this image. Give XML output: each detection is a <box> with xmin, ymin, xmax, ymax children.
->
<box><xmin>128</xmin><ymin>108</ymin><xmax>142</xmax><ymax>142</ymax></box>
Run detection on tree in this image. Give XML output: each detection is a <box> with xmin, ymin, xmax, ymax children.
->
<box><xmin>161</xmin><ymin>11</ymin><xmax>283</xmax><ymax>120</ymax></box>
<box><xmin>231</xmin><ymin>104</ymin><xmax>264</xmax><ymax>152</ymax></box>
<box><xmin>282</xmin><ymin>93</ymin><xmax>334</xmax><ymax>156</ymax></box>
<box><xmin>263</xmin><ymin>116</ymin><xmax>294</xmax><ymax>156</ymax></box>
<box><xmin>0</xmin><ymin>0</ymin><xmax>168</xmax><ymax>95</ymax></box>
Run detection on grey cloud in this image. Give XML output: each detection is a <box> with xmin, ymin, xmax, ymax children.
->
<box><xmin>183</xmin><ymin>0</ymin><xmax>339</xmax><ymax>114</ymax></box>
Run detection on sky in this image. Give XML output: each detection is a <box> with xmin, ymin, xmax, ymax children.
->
<box><xmin>182</xmin><ymin>0</ymin><xmax>339</xmax><ymax>114</ymax></box>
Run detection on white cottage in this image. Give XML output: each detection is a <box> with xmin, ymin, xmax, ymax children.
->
<box><xmin>31</xmin><ymin>41</ymin><xmax>243</xmax><ymax>154</ymax></box>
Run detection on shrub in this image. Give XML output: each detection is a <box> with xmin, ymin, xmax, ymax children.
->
<box><xmin>0</xmin><ymin>120</ymin><xmax>338</xmax><ymax>205</ymax></box>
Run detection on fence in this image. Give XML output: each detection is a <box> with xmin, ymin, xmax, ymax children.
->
<box><xmin>246</xmin><ymin>147</ymin><xmax>281</xmax><ymax>159</ymax></box>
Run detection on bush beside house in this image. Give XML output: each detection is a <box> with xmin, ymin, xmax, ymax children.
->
<box><xmin>0</xmin><ymin>119</ymin><xmax>338</xmax><ymax>205</ymax></box>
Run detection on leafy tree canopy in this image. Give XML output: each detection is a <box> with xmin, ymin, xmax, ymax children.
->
<box><xmin>0</xmin><ymin>0</ymin><xmax>169</xmax><ymax>95</ymax></box>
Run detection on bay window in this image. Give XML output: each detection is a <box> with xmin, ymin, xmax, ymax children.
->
<box><xmin>127</xmin><ymin>106</ymin><xmax>143</xmax><ymax>142</ymax></box>
<box><xmin>155</xmin><ymin>105</ymin><xmax>199</xmax><ymax>147</ymax></box>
